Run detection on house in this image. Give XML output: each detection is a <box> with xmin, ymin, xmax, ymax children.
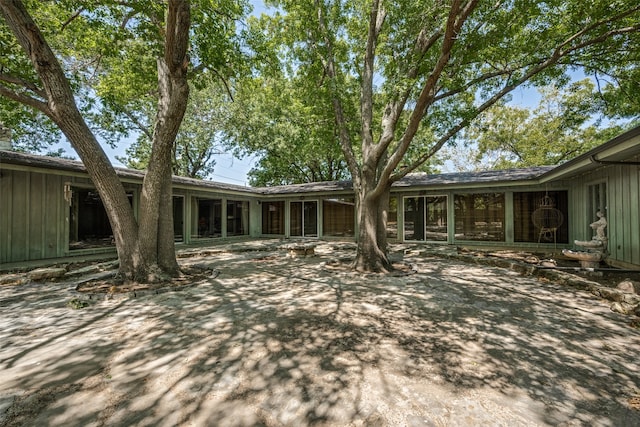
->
<box><xmin>1</xmin><ymin>125</ymin><xmax>639</xmax><ymax>270</ymax></box>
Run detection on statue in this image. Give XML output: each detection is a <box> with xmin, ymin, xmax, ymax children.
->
<box><xmin>562</xmin><ymin>210</ymin><xmax>608</xmax><ymax>269</ymax></box>
<box><xmin>590</xmin><ymin>210</ymin><xmax>607</xmax><ymax>242</ymax></box>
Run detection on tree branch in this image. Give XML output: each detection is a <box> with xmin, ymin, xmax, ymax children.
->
<box><xmin>0</xmin><ymin>71</ymin><xmax>47</xmax><ymax>98</ymax></box>
<box><xmin>0</xmin><ymin>82</ymin><xmax>50</xmax><ymax>114</ymax></box>
<box><xmin>314</xmin><ymin>0</ymin><xmax>360</xmax><ymax>184</ymax></box>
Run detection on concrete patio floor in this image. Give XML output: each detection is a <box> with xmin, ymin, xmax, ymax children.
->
<box><xmin>1</xmin><ymin>242</ymin><xmax>639</xmax><ymax>426</ymax></box>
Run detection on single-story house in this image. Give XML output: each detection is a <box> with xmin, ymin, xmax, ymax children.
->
<box><xmin>1</xmin><ymin>125</ymin><xmax>639</xmax><ymax>269</ymax></box>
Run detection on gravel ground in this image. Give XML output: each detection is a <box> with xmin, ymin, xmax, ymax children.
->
<box><xmin>1</xmin><ymin>242</ymin><xmax>639</xmax><ymax>426</ymax></box>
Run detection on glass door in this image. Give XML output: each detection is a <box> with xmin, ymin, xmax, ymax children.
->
<box><xmin>290</xmin><ymin>201</ymin><xmax>318</xmax><ymax>237</ymax></box>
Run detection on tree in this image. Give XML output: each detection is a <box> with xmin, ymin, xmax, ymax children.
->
<box><xmin>447</xmin><ymin>80</ymin><xmax>628</xmax><ymax>171</ymax></box>
<box><xmin>225</xmin><ymin>75</ymin><xmax>352</xmax><ymax>186</ymax></box>
<box><xmin>257</xmin><ymin>0</ymin><xmax>640</xmax><ymax>272</ymax></box>
<box><xmin>118</xmin><ymin>81</ymin><xmax>231</xmax><ymax>179</ymax></box>
<box><xmin>0</xmin><ymin>0</ymin><xmax>246</xmax><ymax>280</ymax></box>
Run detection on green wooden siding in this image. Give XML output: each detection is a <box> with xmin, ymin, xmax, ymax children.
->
<box><xmin>567</xmin><ymin>157</ymin><xmax>640</xmax><ymax>268</ymax></box>
<box><xmin>0</xmin><ymin>169</ymin><xmax>66</xmax><ymax>264</ymax></box>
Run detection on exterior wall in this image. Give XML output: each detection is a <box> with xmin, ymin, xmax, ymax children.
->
<box><xmin>0</xmin><ymin>169</ymin><xmax>67</xmax><ymax>263</ymax></box>
<box><xmin>567</xmin><ymin>156</ymin><xmax>640</xmax><ymax>269</ymax></box>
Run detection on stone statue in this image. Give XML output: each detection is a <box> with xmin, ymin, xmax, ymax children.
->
<box><xmin>590</xmin><ymin>210</ymin><xmax>607</xmax><ymax>241</ymax></box>
<box><xmin>562</xmin><ymin>210</ymin><xmax>608</xmax><ymax>268</ymax></box>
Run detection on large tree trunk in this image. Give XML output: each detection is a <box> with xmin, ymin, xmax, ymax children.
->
<box><xmin>353</xmin><ymin>173</ymin><xmax>392</xmax><ymax>273</ymax></box>
<box><xmin>137</xmin><ymin>0</ymin><xmax>190</xmax><ymax>279</ymax></box>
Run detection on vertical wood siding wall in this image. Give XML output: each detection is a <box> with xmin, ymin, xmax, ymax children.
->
<box><xmin>569</xmin><ymin>158</ymin><xmax>640</xmax><ymax>268</ymax></box>
<box><xmin>0</xmin><ymin>169</ymin><xmax>66</xmax><ymax>263</ymax></box>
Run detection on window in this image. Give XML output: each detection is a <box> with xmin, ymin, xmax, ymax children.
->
<box><xmin>227</xmin><ymin>200</ymin><xmax>249</xmax><ymax>236</ymax></box>
<box><xmin>262</xmin><ymin>201</ymin><xmax>285</xmax><ymax>235</ymax></box>
<box><xmin>587</xmin><ymin>182</ymin><xmax>607</xmax><ymax>234</ymax></box>
<box><xmin>404</xmin><ymin>196</ymin><xmax>447</xmax><ymax>241</ymax></box>
<box><xmin>323</xmin><ymin>198</ymin><xmax>355</xmax><ymax>237</ymax></box>
<box><xmin>514</xmin><ymin>191</ymin><xmax>568</xmax><ymax>243</ymax></box>
<box><xmin>173</xmin><ymin>196</ymin><xmax>184</xmax><ymax>242</ymax></box>
<box><xmin>290</xmin><ymin>201</ymin><xmax>318</xmax><ymax>237</ymax></box>
<box><xmin>194</xmin><ymin>198</ymin><xmax>222</xmax><ymax>238</ymax></box>
<box><xmin>454</xmin><ymin>193</ymin><xmax>505</xmax><ymax>241</ymax></box>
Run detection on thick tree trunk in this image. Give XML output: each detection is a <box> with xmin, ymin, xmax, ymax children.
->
<box><xmin>137</xmin><ymin>1</ymin><xmax>189</xmax><ymax>279</ymax></box>
<box><xmin>353</xmin><ymin>175</ymin><xmax>392</xmax><ymax>273</ymax></box>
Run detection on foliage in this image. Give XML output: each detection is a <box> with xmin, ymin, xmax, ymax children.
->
<box><xmin>446</xmin><ymin>80</ymin><xmax>628</xmax><ymax>171</ymax></box>
<box><xmin>118</xmin><ymin>80</ymin><xmax>231</xmax><ymax>179</ymax></box>
<box><xmin>0</xmin><ymin>0</ymin><xmax>249</xmax><ymax>155</ymax></box>
<box><xmin>224</xmin><ymin>74</ymin><xmax>352</xmax><ymax>186</ymax></box>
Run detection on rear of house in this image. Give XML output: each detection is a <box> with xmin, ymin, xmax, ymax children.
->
<box><xmin>1</xmin><ymin>126</ymin><xmax>639</xmax><ymax>270</ymax></box>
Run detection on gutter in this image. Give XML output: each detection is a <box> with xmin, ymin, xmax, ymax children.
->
<box><xmin>589</xmin><ymin>155</ymin><xmax>640</xmax><ymax>166</ymax></box>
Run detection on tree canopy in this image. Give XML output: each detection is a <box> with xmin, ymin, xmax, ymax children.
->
<box><xmin>118</xmin><ymin>81</ymin><xmax>232</xmax><ymax>179</ymax></box>
<box><xmin>446</xmin><ymin>79</ymin><xmax>629</xmax><ymax>171</ymax></box>
<box><xmin>247</xmin><ymin>0</ymin><xmax>640</xmax><ymax>271</ymax></box>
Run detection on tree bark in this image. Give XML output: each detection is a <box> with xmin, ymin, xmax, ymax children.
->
<box><xmin>138</xmin><ymin>0</ymin><xmax>190</xmax><ymax>278</ymax></box>
<box><xmin>353</xmin><ymin>172</ymin><xmax>392</xmax><ymax>273</ymax></box>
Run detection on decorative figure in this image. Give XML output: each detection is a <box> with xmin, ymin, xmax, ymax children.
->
<box><xmin>562</xmin><ymin>210</ymin><xmax>608</xmax><ymax>269</ymax></box>
<box><xmin>590</xmin><ymin>210</ymin><xmax>607</xmax><ymax>242</ymax></box>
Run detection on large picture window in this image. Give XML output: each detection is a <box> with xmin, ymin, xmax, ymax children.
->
<box><xmin>404</xmin><ymin>196</ymin><xmax>447</xmax><ymax>241</ymax></box>
<box><xmin>262</xmin><ymin>201</ymin><xmax>285</xmax><ymax>235</ymax></box>
<box><xmin>323</xmin><ymin>198</ymin><xmax>354</xmax><ymax>237</ymax></box>
<box><xmin>173</xmin><ymin>196</ymin><xmax>184</xmax><ymax>242</ymax></box>
<box><xmin>454</xmin><ymin>193</ymin><xmax>505</xmax><ymax>241</ymax></box>
<box><xmin>514</xmin><ymin>191</ymin><xmax>568</xmax><ymax>243</ymax></box>
<box><xmin>588</xmin><ymin>182</ymin><xmax>607</xmax><ymax>234</ymax></box>
<box><xmin>227</xmin><ymin>200</ymin><xmax>249</xmax><ymax>236</ymax></box>
<box><xmin>193</xmin><ymin>198</ymin><xmax>222</xmax><ymax>238</ymax></box>
<box><xmin>69</xmin><ymin>188</ymin><xmax>133</xmax><ymax>250</ymax></box>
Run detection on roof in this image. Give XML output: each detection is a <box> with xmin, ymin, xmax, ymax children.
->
<box><xmin>393</xmin><ymin>166</ymin><xmax>555</xmax><ymax>188</ymax></box>
<box><xmin>538</xmin><ymin>124</ymin><xmax>640</xmax><ymax>182</ymax></box>
<box><xmin>0</xmin><ymin>150</ymin><xmax>258</xmax><ymax>194</ymax></box>
<box><xmin>257</xmin><ymin>180</ymin><xmax>354</xmax><ymax>195</ymax></box>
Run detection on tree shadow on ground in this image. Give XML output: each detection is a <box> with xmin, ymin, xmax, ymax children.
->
<box><xmin>1</xmin><ymin>248</ymin><xmax>639</xmax><ymax>426</ymax></box>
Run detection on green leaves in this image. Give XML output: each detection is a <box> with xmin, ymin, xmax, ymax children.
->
<box><xmin>1</xmin><ymin>0</ymin><xmax>249</xmax><ymax>155</ymax></box>
<box><xmin>462</xmin><ymin>80</ymin><xmax>627</xmax><ymax>169</ymax></box>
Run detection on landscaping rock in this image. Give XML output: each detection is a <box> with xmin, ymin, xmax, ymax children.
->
<box><xmin>610</xmin><ymin>301</ymin><xmax>635</xmax><ymax>315</ymax></box>
<box><xmin>616</xmin><ymin>279</ymin><xmax>640</xmax><ymax>295</ymax></box>
<box><xmin>27</xmin><ymin>267</ymin><xmax>66</xmax><ymax>281</ymax></box>
<box><xmin>0</xmin><ymin>274</ymin><xmax>27</xmax><ymax>286</ymax></box>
